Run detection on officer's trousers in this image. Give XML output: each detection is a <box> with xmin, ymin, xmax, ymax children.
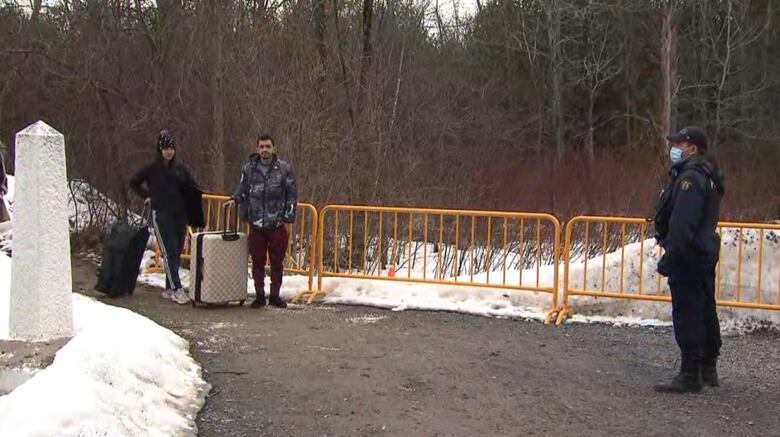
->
<box><xmin>668</xmin><ymin>262</ymin><xmax>722</xmax><ymax>363</ymax></box>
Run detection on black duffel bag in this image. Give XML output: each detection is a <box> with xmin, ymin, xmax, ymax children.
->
<box><xmin>95</xmin><ymin>209</ymin><xmax>150</xmax><ymax>297</ymax></box>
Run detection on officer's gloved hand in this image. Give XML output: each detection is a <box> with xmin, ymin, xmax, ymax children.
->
<box><xmin>657</xmin><ymin>254</ymin><xmax>672</xmax><ymax>277</ymax></box>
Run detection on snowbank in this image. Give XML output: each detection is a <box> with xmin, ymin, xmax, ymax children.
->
<box><xmin>0</xmin><ymin>251</ymin><xmax>210</xmax><ymax>436</ymax></box>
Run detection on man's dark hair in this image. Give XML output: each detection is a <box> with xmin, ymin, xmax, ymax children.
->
<box><xmin>257</xmin><ymin>134</ymin><xmax>275</xmax><ymax>147</ymax></box>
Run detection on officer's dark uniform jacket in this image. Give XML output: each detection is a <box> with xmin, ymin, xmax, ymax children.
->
<box><xmin>653</xmin><ymin>154</ymin><xmax>725</xmax><ymax>277</ymax></box>
<box><xmin>231</xmin><ymin>153</ymin><xmax>297</xmax><ymax>230</ymax></box>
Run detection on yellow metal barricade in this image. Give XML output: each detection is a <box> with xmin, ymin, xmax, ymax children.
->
<box><xmin>557</xmin><ymin>216</ymin><xmax>780</xmax><ymax>324</ymax></box>
<box><xmin>304</xmin><ymin>204</ymin><xmax>561</xmax><ymax>322</ymax></box>
<box><xmin>147</xmin><ymin>193</ymin><xmax>318</xmax><ymax>296</ymax></box>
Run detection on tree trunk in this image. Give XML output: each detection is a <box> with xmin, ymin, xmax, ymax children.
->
<box><xmin>547</xmin><ymin>0</ymin><xmax>564</xmax><ymax>161</ymax></box>
<box><xmin>586</xmin><ymin>92</ymin><xmax>595</xmax><ymax>163</ymax></box>
<box><xmin>737</xmin><ymin>2</ymin><xmax>750</xmax><ymax>143</ymax></box>
<box><xmin>314</xmin><ymin>0</ymin><xmax>328</xmax><ymax>104</ymax></box>
<box><xmin>209</xmin><ymin>0</ymin><xmax>226</xmax><ymax>192</ymax></box>
<box><xmin>535</xmin><ymin>97</ymin><xmax>544</xmax><ymax>153</ymax></box>
<box><xmin>389</xmin><ymin>42</ymin><xmax>405</xmax><ymax>132</ymax></box>
<box><xmin>31</xmin><ymin>0</ymin><xmax>43</xmax><ymax>24</ymax></box>
<box><xmin>713</xmin><ymin>0</ymin><xmax>734</xmax><ymax>151</ymax></box>
<box><xmin>359</xmin><ymin>0</ymin><xmax>374</xmax><ymax>95</ymax></box>
<box><xmin>622</xmin><ymin>6</ymin><xmax>634</xmax><ymax>148</ymax></box>
<box><xmin>584</xmin><ymin>0</ymin><xmax>594</xmax><ymax>163</ymax></box>
<box><xmin>333</xmin><ymin>0</ymin><xmax>356</xmax><ymax>126</ymax></box>
<box><xmin>660</xmin><ymin>1</ymin><xmax>677</xmax><ymax>155</ymax></box>
<box><xmin>761</xmin><ymin>0</ymin><xmax>772</xmax><ymax>135</ymax></box>
<box><xmin>434</xmin><ymin>0</ymin><xmax>446</xmax><ymax>46</ymax></box>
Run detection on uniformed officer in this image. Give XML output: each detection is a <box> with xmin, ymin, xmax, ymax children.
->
<box><xmin>652</xmin><ymin>126</ymin><xmax>725</xmax><ymax>393</ymax></box>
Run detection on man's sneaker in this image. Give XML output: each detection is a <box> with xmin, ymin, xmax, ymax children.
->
<box><xmin>269</xmin><ymin>295</ymin><xmax>287</xmax><ymax>308</ymax></box>
<box><xmin>250</xmin><ymin>297</ymin><xmax>266</xmax><ymax>308</ymax></box>
<box><xmin>172</xmin><ymin>288</ymin><xmax>190</xmax><ymax>305</ymax></box>
<box><xmin>161</xmin><ymin>289</ymin><xmax>174</xmax><ymax>300</ymax></box>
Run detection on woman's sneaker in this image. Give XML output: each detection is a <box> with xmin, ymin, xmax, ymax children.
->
<box><xmin>172</xmin><ymin>288</ymin><xmax>190</xmax><ymax>305</ymax></box>
<box><xmin>161</xmin><ymin>289</ymin><xmax>174</xmax><ymax>300</ymax></box>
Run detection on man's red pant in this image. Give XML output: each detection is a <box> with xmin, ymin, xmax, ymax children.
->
<box><xmin>248</xmin><ymin>225</ymin><xmax>288</xmax><ymax>299</ymax></box>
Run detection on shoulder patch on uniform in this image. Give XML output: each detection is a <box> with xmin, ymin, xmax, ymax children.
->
<box><xmin>680</xmin><ymin>179</ymin><xmax>692</xmax><ymax>191</ymax></box>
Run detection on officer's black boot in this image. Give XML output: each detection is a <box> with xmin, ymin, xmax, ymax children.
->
<box><xmin>701</xmin><ymin>357</ymin><xmax>719</xmax><ymax>387</ymax></box>
<box><xmin>655</xmin><ymin>359</ymin><xmax>702</xmax><ymax>393</ymax></box>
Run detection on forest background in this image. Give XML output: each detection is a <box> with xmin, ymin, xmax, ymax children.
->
<box><xmin>1</xmin><ymin>0</ymin><xmax>778</xmax><ymax>224</ymax></box>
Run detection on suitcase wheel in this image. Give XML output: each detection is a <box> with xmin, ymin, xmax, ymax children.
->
<box><xmin>190</xmin><ymin>300</ymin><xmax>196</xmax><ymax>308</ymax></box>
<box><xmin>239</xmin><ymin>300</ymin><xmax>245</xmax><ymax>306</ymax></box>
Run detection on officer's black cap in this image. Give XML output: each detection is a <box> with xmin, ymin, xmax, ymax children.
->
<box><xmin>667</xmin><ymin>126</ymin><xmax>708</xmax><ymax>151</ymax></box>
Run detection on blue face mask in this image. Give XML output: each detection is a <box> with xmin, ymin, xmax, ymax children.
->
<box><xmin>669</xmin><ymin>146</ymin><xmax>684</xmax><ymax>163</ymax></box>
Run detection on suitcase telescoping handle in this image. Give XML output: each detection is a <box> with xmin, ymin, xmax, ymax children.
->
<box><xmin>221</xmin><ymin>203</ymin><xmax>241</xmax><ymax>241</ymax></box>
<box><xmin>135</xmin><ymin>203</ymin><xmax>151</xmax><ymax>228</ymax></box>
<box><xmin>142</xmin><ymin>204</ymin><xmax>151</xmax><ymax>224</ymax></box>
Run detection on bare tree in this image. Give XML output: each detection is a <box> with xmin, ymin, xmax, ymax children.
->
<box><xmin>1</xmin><ymin>0</ymin><xmax>779</xmax><ymax>224</ymax></box>
<box><xmin>576</xmin><ymin>0</ymin><xmax>624</xmax><ymax>162</ymax></box>
<box><xmin>547</xmin><ymin>0</ymin><xmax>565</xmax><ymax>161</ymax></box>
<box><xmin>359</xmin><ymin>0</ymin><xmax>375</xmax><ymax>97</ymax></box>
<box><xmin>209</xmin><ymin>0</ymin><xmax>226</xmax><ymax>192</ymax></box>
<box><xmin>660</xmin><ymin>0</ymin><xmax>677</xmax><ymax>154</ymax></box>
<box><xmin>695</xmin><ymin>0</ymin><xmax>773</xmax><ymax>149</ymax></box>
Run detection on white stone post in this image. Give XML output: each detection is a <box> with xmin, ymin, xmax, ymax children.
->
<box><xmin>8</xmin><ymin>121</ymin><xmax>73</xmax><ymax>340</ymax></box>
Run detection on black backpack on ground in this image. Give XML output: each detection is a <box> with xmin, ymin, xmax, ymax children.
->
<box><xmin>95</xmin><ymin>210</ymin><xmax>150</xmax><ymax>297</ymax></box>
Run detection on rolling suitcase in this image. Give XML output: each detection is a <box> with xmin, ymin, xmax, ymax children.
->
<box><xmin>188</xmin><ymin>205</ymin><xmax>248</xmax><ymax>306</ymax></box>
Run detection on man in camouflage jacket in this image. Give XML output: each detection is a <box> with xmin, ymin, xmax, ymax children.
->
<box><xmin>227</xmin><ymin>134</ymin><xmax>297</xmax><ymax>308</ymax></box>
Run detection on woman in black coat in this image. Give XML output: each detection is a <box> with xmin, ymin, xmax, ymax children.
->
<box><xmin>130</xmin><ymin>130</ymin><xmax>201</xmax><ymax>304</ymax></box>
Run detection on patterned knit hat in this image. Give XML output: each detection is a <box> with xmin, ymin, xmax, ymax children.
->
<box><xmin>157</xmin><ymin>130</ymin><xmax>176</xmax><ymax>151</ymax></box>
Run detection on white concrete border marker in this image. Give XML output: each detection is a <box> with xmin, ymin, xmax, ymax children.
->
<box><xmin>9</xmin><ymin>121</ymin><xmax>73</xmax><ymax>340</ymax></box>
